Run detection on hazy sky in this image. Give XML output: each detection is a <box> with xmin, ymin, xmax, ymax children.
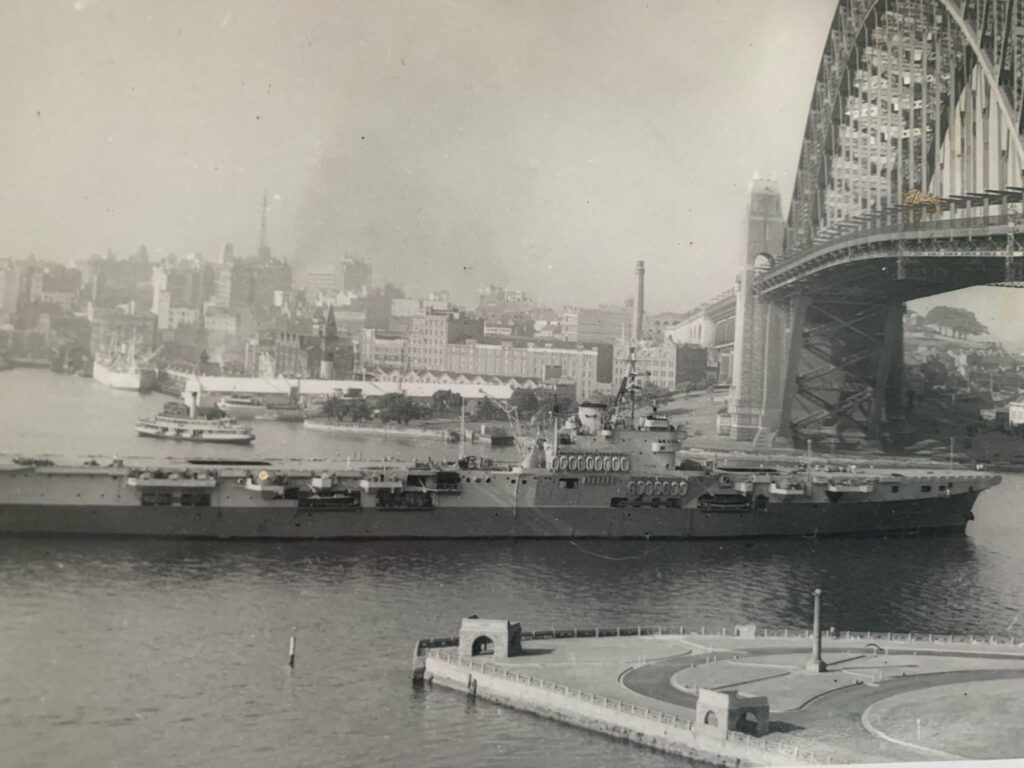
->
<box><xmin>3</xmin><ymin>1</ymin><xmax>849</xmax><ymax>311</ymax></box>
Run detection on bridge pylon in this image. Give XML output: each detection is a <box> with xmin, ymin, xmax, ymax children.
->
<box><xmin>729</xmin><ymin>177</ymin><xmax>790</xmax><ymax>444</ymax></box>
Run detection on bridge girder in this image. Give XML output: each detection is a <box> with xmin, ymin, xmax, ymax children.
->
<box><xmin>786</xmin><ymin>0</ymin><xmax>1024</xmax><ymax>254</ymax></box>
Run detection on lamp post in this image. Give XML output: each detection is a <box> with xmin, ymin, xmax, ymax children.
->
<box><xmin>805</xmin><ymin>588</ymin><xmax>826</xmax><ymax>672</ymax></box>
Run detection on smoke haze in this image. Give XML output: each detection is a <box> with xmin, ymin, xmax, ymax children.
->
<box><xmin>1</xmin><ymin>0</ymin><xmax>847</xmax><ymax>309</ymax></box>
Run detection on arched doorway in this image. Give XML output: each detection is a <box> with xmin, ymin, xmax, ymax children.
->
<box><xmin>704</xmin><ymin>711</ymin><xmax>718</xmax><ymax>727</ymax></box>
<box><xmin>737</xmin><ymin>710</ymin><xmax>760</xmax><ymax>735</ymax></box>
<box><xmin>471</xmin><ymin>635</ymin><xmax>494</xmax><ymax>656</ymax></box>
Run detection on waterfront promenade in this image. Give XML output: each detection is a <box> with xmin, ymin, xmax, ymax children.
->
<box><xmin>418</xmin><ymin>624</ymin><xmax>1024</xmax><ymax>765</ymax></box>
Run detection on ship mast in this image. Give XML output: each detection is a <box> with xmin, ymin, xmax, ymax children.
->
<box><xmin>629</xmin><ymin>343</ymin><xmax>637</xmax><ymax>428</ymax></box>
<box><xmin>458</xmin><ymin>399</ymin><xmax>466</xmax><ymax>461</ymax></box>
<box><xmin>551</xmin><ymin>399</ymin><xmax>558</xmax><ymax>460</ymax></box>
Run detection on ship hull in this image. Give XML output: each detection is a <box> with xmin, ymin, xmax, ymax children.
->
<box><xmin>218</xmin><ymin>402</ymin><xmax>303</xmax><ymax>421</ymax></box>
<box><xmin>93</xmin><ymin>360</ymin><xmax>155</xmax><ymax>392</ymax></box>
<box><xmin>0</xmin><ymin>493</ymin><xmax>978</xmax><ymax>539</ymax></box>
<box><xmin>135</xmin><ymin>430</ymin><xmax>255</xmax><ymax>444</ymax></box>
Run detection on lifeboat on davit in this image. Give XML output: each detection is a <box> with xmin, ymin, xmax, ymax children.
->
<box><xmin>551</xmin><ymin>453</ymin><xmax>630</xmax><ymax>473</ymax></box>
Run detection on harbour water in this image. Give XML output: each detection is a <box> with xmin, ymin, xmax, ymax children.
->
<box><xmin>1</xmin><ymin>369</ymin><xmax>1023</xmax><ymax>767</ymax></box>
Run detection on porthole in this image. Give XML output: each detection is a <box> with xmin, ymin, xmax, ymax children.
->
<box><xmin>612</xmin><ymin>457</ymin><xmax>621</xmax><ymax>472</ymax></box>
<box><xmin>671</xmin><ymin>482</ymin><xmax>679</xmax><ymax>495</ymax></box>
<box><xmin>585</xmin><ymin>456</ymin><xmax>594</xmax><ymax>472</ymax></box>
<box><xmin>654</xmin><ymin>482</ymin><xmax>663</xmax><ymax>495</ymax></box>
<box><xmin>628</xmin><ymin>482</ymin><xmax>636</xmax><ymax>494</ymax></box>
<box><xmin>603</xmin><ymin>456</ymin><xmax>612</xmax><ymax>472</ymax></box>
<box><xmin>645</xmin><ymin>481</ymin><xmax>654</xmax><ymax>496</ymax></box>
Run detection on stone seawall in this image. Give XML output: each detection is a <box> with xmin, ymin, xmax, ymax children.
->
<box><xmin>414</xmin><ymin>624</ymin><xmax>1024</xmax><ymax>765</ymax></box>
<box><xmin>423</xmin><ymin>652</ymin><xmax>810</xmax><ymax>767</ymax></box>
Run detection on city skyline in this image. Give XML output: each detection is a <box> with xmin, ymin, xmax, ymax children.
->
<box><xmin>1</xmin><ymin>0</ymin><xmax>835</xmax><ymax>313</ymax></box>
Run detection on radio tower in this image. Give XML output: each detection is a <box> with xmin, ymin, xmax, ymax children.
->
<box><xmin>258</xmin><ymin>190</ymin><xmax>270</xmax><ymax>260</ymax></box>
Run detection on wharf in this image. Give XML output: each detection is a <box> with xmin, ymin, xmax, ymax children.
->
<box><xmin>303</xmin><ymin>419</ymin><xmax>450</xmax><ymax>441</ymax></box>
<box><xmin>414</xmin><ymin>621</ymin><xmax>1024</xmax><ymax>766</ymax></box>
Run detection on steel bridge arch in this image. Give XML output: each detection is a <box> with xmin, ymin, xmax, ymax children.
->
<box><xmin>786</xmin><ymin>0</ymin><xmax>1024</xmax><ymax>254</ymax></box>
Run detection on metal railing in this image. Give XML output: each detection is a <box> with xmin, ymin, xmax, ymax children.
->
<box><xmin>429</xmin><ymin>649</ymin><xmax>693</xmax><ymax>732</ymax></box>
<box><xmin>771</xmin><ymin>210</ymin><xmax>1017</xmax><ymax>277</ymax></box>
<box><xmin>414</xmin><ymin>623</ymin><xmax>1023</xmax><ymax>658</ymax></box>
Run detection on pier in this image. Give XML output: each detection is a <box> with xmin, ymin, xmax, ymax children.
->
<box><xmin>415</xmin><ymin>618</ymin><xmax>1024</xmax><ymax>765</ymax></box>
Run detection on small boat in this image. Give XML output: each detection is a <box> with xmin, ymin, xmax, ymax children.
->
<box><xmin>217</xmin><ymin>395</ymin><xmax>305</xmax><ymax>421</ymax></box>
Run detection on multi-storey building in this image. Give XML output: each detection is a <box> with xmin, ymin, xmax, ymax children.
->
<box><xmin>27</xmin><ymin>265</ymin><xmax>80</xmax><ymax>312</ymax></box>
<box><xmin>477</xmin><ymin>285</ymin><xmax>534</xmax><ymax>327</ymax></box>
<box><xmin>359</xmin><ymin>329</ymin><xmax>409</xmax><ymax>370</ymax></box>
<box><xmin>152</xmin><ymin>257</ymin><xmax>214</xmax><ymax>330</ymax></box>
<box><xmin>611</xmin><ymin>340</ymin><xmax>708</xmax><ymax>392</ymax></box>
<box><xmin>0</xmin><ymin>260</ymin><xmax>28</xmax><ymax>322</ymax></box>
<box><xmin>213</xmin><ymin>255</ymin><xmax>292</xmax><ymax>312</ymax></box>
<box><xmin>88</xmin><ymin>308</ymin><xmax>158</xmax><ymax>355</ymax></box>
<box><xmin>244</xmin><ymin>329</ymin><xmax>307</xmax><ymax>377</ymax></box>
<box><xmin>338</xmin><ymin>257</ymin><xmax>371</xmax><ymax>293</ymax></box>
<box><xmin>84</xmin><ymin>250</ymin><xmax>153</xmax><ymax>310</ymax></box>
<box><xmin>302</xmin><ymin>268</ymin><xmax>338</xmax><ymax>301</ymax></box>
<box><xmin>559</xmin><ymin>306</ymin><xmax>631</xmax><ymax>344</ymax></box>
<box><xmin>366</xmin><ymin>311</ymin><xmax>616</xmax><ymax>400</ymax></box>
<box><xmin>446</xmin><ymin>338</ymin><xmax>612</xmax><ymax>399</ymax></box>
<box><xmin>407</xmin><ymin>310</ymin><xmax>482</xmax><ymax>370</ymax></box>
<box><xmin>151</xmin><ymin>258</ymin><xmax>211</xmax><ymax>313</ymax></box>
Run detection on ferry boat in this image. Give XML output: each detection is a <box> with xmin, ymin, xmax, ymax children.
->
<box><xmin>135</xmin><ymin>403</ymin><xmax>254</xmax><ymax>445</ymax></box>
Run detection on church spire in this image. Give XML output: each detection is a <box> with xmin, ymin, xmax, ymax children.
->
<box><xmin>324</xmin><ymin>304</ymin><xmax>337</xmax><ymax>341</ymax></box>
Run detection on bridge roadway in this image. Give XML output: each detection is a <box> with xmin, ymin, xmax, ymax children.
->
<box><xmin>695</xmin><ymin>184</ymin><xmax>1024</xmax><ymax>445</ymax></box>
<box><xmin>759</xmin><ymin>210</ymin><xmax>1022</xmax><ymax>297</ymax></box>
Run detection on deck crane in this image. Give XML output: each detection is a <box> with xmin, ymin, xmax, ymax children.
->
<box><xmin>476</xmin><ymin>390</ymin><xmax>531</xmax><ymax>457</ymax></box>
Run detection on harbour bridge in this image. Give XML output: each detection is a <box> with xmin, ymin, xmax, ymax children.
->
<box><xmin>701</xmin><ymin>0</ymin><xmax>1024</xmax><ymax>449</ymax></box>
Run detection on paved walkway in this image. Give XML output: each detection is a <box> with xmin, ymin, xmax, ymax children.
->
<box><xmin>484</xmin><ymin>633</ymin><xmax>1024</xmax><ymax>763</ymax></box>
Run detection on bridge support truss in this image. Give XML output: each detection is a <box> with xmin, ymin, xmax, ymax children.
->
<box><xmin>782</xmin><ymin>296</ymin><xmax>905</xmax><ymax>449</ymax></box>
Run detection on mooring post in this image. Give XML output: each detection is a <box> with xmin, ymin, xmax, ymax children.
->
<box><xmin>289</xmin><ymin>634</ymin><xmax>296</xmax><ymax>669</ymax></box>
<box><xmin>805</xmin><ymin>588</ymin><xmax>826</xmax><ymax>672</ymax></box>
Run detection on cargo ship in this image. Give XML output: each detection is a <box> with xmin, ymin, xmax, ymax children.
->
<box><xmin>92</xmin><ymin>336</ymin><xmax>155</xmax><ymax>392</ymax></box>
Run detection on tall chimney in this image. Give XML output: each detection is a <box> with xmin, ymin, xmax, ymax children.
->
<box><xmin>632</xmin><ymin>260</ymin><xmax>645</xmax><ymax>341</ymax></box>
